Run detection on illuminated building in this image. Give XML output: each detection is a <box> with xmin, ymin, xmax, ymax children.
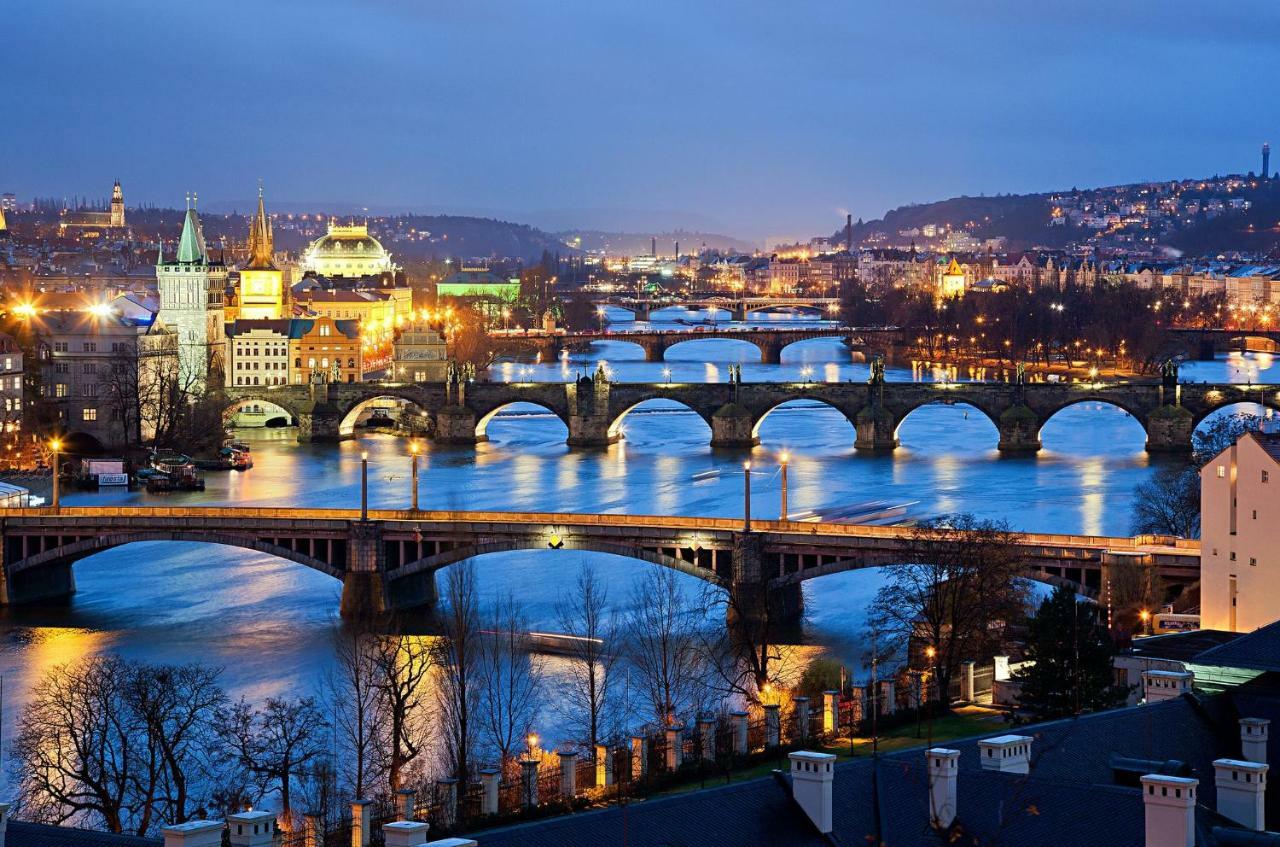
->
<box><xmin>0</xmin><ymin>204</ymin><xmax>7</xmax><ymax>238</ymax></box>
<box><xmin>392</xmin><ymin>322</ymin><xmax>447</xmax><ymax>383</ymax></box>
<box><xmin>300</xmin><ymin>220</ymin><xmax>397</xmax><ymax>278</ymax></box>
<box><xmin>156</xmin><ymin>197</ymin><xmax>228</xmax><ymax>390</ymax></box>
<box><xmin>290</xmin><ymin>316</ymin><xmax>362</xmax><ymax>384</ymax></box>
<box><xmin>436</xmin><ymin>268</ymin><xmax>521</xmax><ymax>302</ymax></box>
<box><xmin>938</xmin><ymin>257</ymin><xmax>967</xmax><ymax>298</ymax></box>
<box><xmin>236</xmin><ymin>187</ymin><xmax>286</xmax><ymax>320</ymax></box>
<box><xmin>58</xmin><ymin>180</ymin><xmax>126</xmax><ymax>234</ymax></box>
<box><xmin>226</xmin><ymin>320</ymin><xmax>294</xmax><ymax>387</ymax></box>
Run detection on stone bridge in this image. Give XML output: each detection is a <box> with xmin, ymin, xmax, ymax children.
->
<box><xmin>489</xmin><ymin>326</ymin><xmax>849</xmax><ymax>363</ymax></box>
<box><xmin>223</xmin><ymin>374</ymin><xmax>1280</xmax><ymax>452</ymax></box>
<box><xmin>599</xmin><ymin>296</ymin><xmax>839</xmax><ymax>322</ymax></box>
<box><xmin>1168</xmin><ymin>327</ymin><xmax>1280</xmax><ymax>359</ymax></box>
<box><xmin>0</xmin><ymin>507</ymin><xmax>1200</xmax><ymax>627</ymax></box>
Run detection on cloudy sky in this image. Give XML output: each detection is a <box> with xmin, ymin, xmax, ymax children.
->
<box><xmin>6</xmin><ymin>0</ymin><xmax>1279</xmax><ymax>241</ymax></box>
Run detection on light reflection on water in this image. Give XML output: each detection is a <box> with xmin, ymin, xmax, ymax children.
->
<box><xmin>0</xmin><ymin>316</ymin><xmax>1276</xmax><ymax>757</ymax></box>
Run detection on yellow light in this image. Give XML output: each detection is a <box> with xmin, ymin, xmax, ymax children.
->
<box><xmin>87</xmin><ymin>302</ymin><xmax>112</xmax><ymax>318</ymax></box>
<box><xmin>743</xmin><ymin>461</ymin><xmax>751</xmax><ymax>471</ymax></box>
<box><xmin>527</xmin><ymin>732</ymin><xmax>540</xmax><ymax>750</ymax></box>
<box><xmin>410</xmin><ymin>443</ymin><xmax>420</xmax><ymax>455</ymax></box>
<box><xmin>1139</xmin><ymin>609</ymin><xmax>1150</xmax><ymax>622</ymax></box>
<box><xmin>361</xmin><ymin>451</ymin><xmax>369</xmax><ymax>461</ymax></box>
<box><xmin>779</xmin><ymin>451</ymin><xmax>789</xmax><ymax>465</ymax></box>
<box><xmin>13</xmin><ymin>303</ymin><xmax>35</xmax><ymax>317</ymax></box>
<box><xmin>925</xmin><ymin>646</ymin><xmax>936</xmax><ymax>659</ymax></box>
<box><xmin>49</xmin><ymin>438</ymin><xmax>62</xmax><ymax>452</ymax></box>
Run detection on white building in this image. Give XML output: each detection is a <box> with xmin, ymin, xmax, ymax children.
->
<box><xmin>156</xmin><ymin>202</ymin><xmax>227</xmax><ymax>390</ymax></box>
<box><xmin>1201</xmin><ymin>427</ymin><xmax>1280</xmax><ymax>632</ymax></box>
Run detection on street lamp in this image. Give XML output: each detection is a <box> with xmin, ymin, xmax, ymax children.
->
<box><xmin>596</xmin><ymin>306</ymin><xmax>607</xmax><ymax>333</ymax></box>
<box><xmin>662</xmin><ymin>366</ymin><xmax>672</xmax><ymax>384</ymax></box>
<box><xmin>779</xmin><ymin>452</ymin><xmax>789</xmax><ymax>520</ymax></box>
<box><xmin>502</xmin><ymin>307</ymin><xmax>511</xmax><ymax>331</ymax></box>
<box><xmin>49</xmin><ymin>438</ymin><xmax>62</xmax><ymax>513</ymax></box>
<box><xmin>743</xmin><ymin>461</ymin><xmax>752</xmax><ymax>532</ymax></box>
<box><xmin>410</xmin><ymin>443</ymin><xmax>420</xmax><ymax>511</ymax></box>
<box><xmin>1139</xmin><ymin>608</ymin><xmax>1151</xmax><ymax>636</ymax></box>
<box><xmin>360</xmin><ymin>451</ymin><xmax>369</xmax><ymax>521</ymax></box>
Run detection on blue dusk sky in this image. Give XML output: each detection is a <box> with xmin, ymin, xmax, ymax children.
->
<box><xmin>4</xmin><ymin>0</ymin><xmax>1279</xmax><ymax>242</ymax></box>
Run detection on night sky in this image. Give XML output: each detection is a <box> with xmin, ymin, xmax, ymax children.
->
<box><xmin>6</xmin><ymin>0</ymin><xmax>1279</xmax><ymax>242</ymax></box>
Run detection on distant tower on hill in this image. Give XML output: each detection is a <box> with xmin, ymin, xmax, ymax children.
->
<box><xmin>1264</xmin><ymin>143</ymin><xmax>1271</xmax><ymax>180</ymax></box>
<box><xmin>110</xmin><ymin>180</ymin><xmax>125</xmax><ymax>227</ymax></box>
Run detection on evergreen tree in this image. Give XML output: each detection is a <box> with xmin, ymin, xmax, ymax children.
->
<box><xmin>1014</xmin><ymin>586</ymin><xmax>1128</xmax><ymax>718</ymax></box>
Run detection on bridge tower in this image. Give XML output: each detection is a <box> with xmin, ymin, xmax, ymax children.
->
<box><xmin>566</xmin><ymin>366</ymin><xmax>615</xmax><ymax>446</ymax></box>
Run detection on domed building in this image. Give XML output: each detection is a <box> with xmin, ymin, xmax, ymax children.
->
<box><xmin>300</xmin><ymin>220</ymin><xmax>398</xmax><ymax>278</ymax></box>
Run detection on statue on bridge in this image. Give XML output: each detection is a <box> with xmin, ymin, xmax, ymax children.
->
<box><xmin>1161</xmin><ymin>358</ymin><xmax>1180</xmax><ymax>391</ymax></box>
<box><xmin>868</xmin><ymin>355</ymin><xmax>885</xmax><ymax>386</ymax></box>
<box><xmin>1015</xmin><ymin>361</ymin><xmax>1026</xmax><ymax>386</ymax></box>
<box><xmin>593</xmin><ymin>361</ymin><xmax>610</xmax><ymax>384</ymax></box>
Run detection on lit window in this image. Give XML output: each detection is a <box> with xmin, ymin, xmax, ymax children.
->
<box><xmin>1218</xmin><ymin>466</ymin><xmax>1226</xmax><ymax>478</ymax></box>
<box><xmin>82</xmin><ymin>408</ymin><xmax>97</xmax><ymax>421</ymax></box>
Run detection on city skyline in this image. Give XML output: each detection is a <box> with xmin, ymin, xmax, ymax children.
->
<box><xmin>6</xmin><ymin>0</ymin><xmax>1280</xmax><ymax>241</ymax></box>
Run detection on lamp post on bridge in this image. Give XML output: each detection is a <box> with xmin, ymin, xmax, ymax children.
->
<box><xmin>410</xmin><ymin>443</ymin><xmax>420</xmax><ymax>511</ymax></box>
<box><xmin>50</xmin><ymin>438</ymin><xmax>62</xmax><ymax>513</ymax></box>
<box><xmin>360</xmin><ymin>451</ymin><xmax>369</xmax><ymax>521</ymax></box>
<box><xmin>779</xmin><ymin>451</ymin><xmax>789</xmax><ymax>521</ymax></box>
<box><xmin>743</xmin><ymin>461</ymin><xmax>752</xmax><ymax>532</ymax></box>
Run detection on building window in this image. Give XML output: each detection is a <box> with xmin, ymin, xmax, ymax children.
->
<box><xmin>1231</xmin><ymin>552</ymin><xmax>1237</xmax><ymax>561</ymax></box>
<box><xmin>1250</xmin><ymin>557</ymin><xmax>1258</xmax><ymax>566</ymax></box>
<box><xmin>55</xmin><ymin>384</ymin><xmax>67</xmax><ymax>398</ymax></box>
<box><xmin>84</xmin><ymin>342</ymin><xmax>97</xmax><ymax>352</ymax></box>
<box><xmin>54</xmin><ymin>363</ymin><xmax>69</xmax><ymax>374</ymax></box>
<box><xmin>1264</xmin><ymin>471</ymin><xmax>1270</xmax><ymax>484</ymax></box>
<box><xmin>53</xmin><ymin>342</ymin><xmax>68</xmax><ymax>353</ymax></box>
<box><xmin>1218</xmin><ymin>466</ymin><xmax>1226</xmax><ymax>478</ymax></box>
<box><xmin>82</xmin><ymin>408</ymin><xmax>97</xmax><ymax>421</ymax></box>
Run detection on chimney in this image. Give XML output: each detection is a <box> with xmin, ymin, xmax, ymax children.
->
<box><xmin>1141</xmin><ymin>774</ymin><xmax>1197</xmax><ymax>847</ymax></box>
<box><xmin>227</xmin><ymin>810</ymin><xmax>274</xmax><ymax>847</ymax></box>
<box><xmin>423</xmin><ymin>840</ymin><xmax>478</xmax><ymax>847</ymax></box>
<box><xmin>383</xmin><ymin>821</ymin><xmax>430</xmax><ymax>847</ymax></box>
<box><xmin>977</xmin><ymin>734</ymin><xmax>1032</xmax><ymax>774</ymax></box>
<box><xmin>162</xmin><ymin>820</ymin><xmax>224</xmax><ymax>847</ymax></box>
<box><xmin>926</xmin><ymin>748</ymin><xmax>961</xmax><ymax>829</ymax></box>
<box><xmin>1142</xmin><ymin>669</ymin><xmax>1193</xmax><ymax>703</ymax></box>
<box><xmin>1214</xmin><ymin>758</ymin><xmax>1267</xmax><ymax>831</ymax></box>
<box><xmin>789</xmin><ymin>751</ymin><xmax>836</xmax><ymax>834</ymax></box>
<box><xmin>1241</xmin><ymin>717</ymin><xmax>1270</xmax><ymax>763</ymax></box>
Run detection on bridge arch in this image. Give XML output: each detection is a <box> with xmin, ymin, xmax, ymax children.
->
<box><xmin>891</xmin><ymin>396</ymin><xmax>1003</xmax><ymax>441</ymax></box>
<box><xmin>224</xmin><ymin>396</ymin><xmax>296</xmax><ymax>427</ymax></box>
<box><xmin>606</xmin><ymin>397</ymin><xmax>713</xmax><ymax>441</ymax></box>
<box><xmin>752</xmin><ymin>397</ymin><xmax>855</xmax><ymax>444</ymax></box>
<box><xmin>474</xmin><ymin>400</ymin><xmax>570</xmax><ymax>441</ymax></box>
<box><xmin>339</xmin><ymin>394</ymin><xmax>433</xmax><ymax>437</ymax></box>
<box><xmin>7</xmin><ymin>533</ymin><xmax>344</xmax><ymax>580</ymax></box>
<box><xmin>1037</xmin><ymin>398</ymin><xmax>1149</xmax><ymax>451</ymax></box>
<box><xmin>389</xmin><ymin>538</ymin><xmax>728</xmax><ymax>588</ymax></box>
<box><xmin>1191</xmin><ymin>395</ymin><xmax>1280</xmax><ymax>429</ymax></box>
<box><xmin>1228</xmin><ymin>336</ymin><xmax>1280</xmax><ymax>354</ymax></box>
<box><xmin>222</xmin><ymin>393</ymin><xmax>305</xmax><ymax>427</ymax></box>
<box><xmin>662</xmin><ymin>335</ymin><xmax>765</xmax><ymax>363</ymax></box>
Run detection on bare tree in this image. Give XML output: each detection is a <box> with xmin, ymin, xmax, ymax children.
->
<box><xmin>11</xmin><ymin>657</ymin><xmax>139</xmax><ymax>833</ymax></box>
<box><xmin>698</xmin><ymin>582</ymin><xmax>803</xmax><ymax>707</ymax></box>
<box><xmin>328</xmin><ymin>630</ymin><xmax>387</xmax><ymax>800</ymax></box>
<box><xmin>554</xmin><ymin>564</ymin><xmax>621</xmax><ymax>750</ymax></box>
<box><xmin>867</xmin><ymin>515</ymin><xmax>1029</xmax><ymax>699</ymax></box>
<box><xmin>370</xmin><ymin>634</ymin><xmax>434</xmax><ymax>795</ymax></box>
<box><xmin>214</xmin><ymin>696</ymin><xmax>329</xmax><ymax>828</ymax></box>
<box><xmin>434</xmin><ymin>562</ymin><xmax>482</xmax><ymax>782</ymax></box>
<box><xmin>1130</xmin><ymin>465</ymin><xmax>1201</xmax><ymax>538</ymax></box>
<box><xmin>477</xmin><ymin>593</ymin><xmax>543</xmax><ymax>773</ymax></box>
<box><xmin>626</xmin><ymin>568</ymin><xmax>706</xmax><ymax>726</ymax></box>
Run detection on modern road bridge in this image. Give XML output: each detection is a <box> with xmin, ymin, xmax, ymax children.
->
<box><xmin>0</xmin><ymin>507</ymin><xmax>1199</xmax><ymax>626</ymax></box>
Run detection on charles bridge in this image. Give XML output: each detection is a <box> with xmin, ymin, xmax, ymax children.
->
<box><xmin>0</xmin><ymin>506</ymin><xmax>1199</xmax><ymax>626</ymax></box>
<box><xmin>225</xmin><ymin>369</ymin><xmax>1280</xmax><ymax>453</ymax></box>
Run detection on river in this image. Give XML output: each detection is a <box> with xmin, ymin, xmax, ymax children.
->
<box><xmin>0</xmin><ymin>305</ymin><xmax>1274</xmax><ymax>772</ymax></box>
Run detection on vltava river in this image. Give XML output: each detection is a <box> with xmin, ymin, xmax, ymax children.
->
<box><xmin>0</xmin><ymin>307</ymin><xmax>1274</xmax><ymax>764</ymax></box>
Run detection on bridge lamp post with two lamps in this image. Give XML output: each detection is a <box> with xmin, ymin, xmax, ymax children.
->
<box><xmin>360</xmin><ymin>451</ymin><xmax>369</xmax><ymax>521</ymax></box>
<box><xmin>410</xmin><ymin>443</ymin><xmax>420</xmax><ymax>511</ymax></box>
<box><xmin>743</xmin><ymin>461</ymin><xmax>752</xmax><ymax>532</ymax></box>
<box><xmin>779</xmin><ymin>452</ymin><xmax>789</xmax><ymax>521</ymax></box>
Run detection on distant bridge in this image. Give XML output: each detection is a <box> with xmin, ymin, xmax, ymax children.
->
<box><xmin>0</xmin><ymin>507</ymin><xmax>1200</xmax><ymax>626</ymax></box>
<box><xmin>222</xmin><ymin>375</ymin><xmax>1280</xmax><ymax>452</ymax></box>
<box><xmin>489</xmin><ymin>325</ymin><xmax>850</xmax><ymax>363</ymax></box>
<box><xmin>1168</xmin><ymin>327</ymin><xmax>1280</xmax><ymax>358</ymax></box>
<box><xmin>597</xmin><ymin>296</ymin><xmax>839</xmax><ymax>322</ymax></box>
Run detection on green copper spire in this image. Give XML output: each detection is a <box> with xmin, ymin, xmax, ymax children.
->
<box><xmin>155</xmin><ymin>234</ymin><xmax>163</xmax><ymax>266</ymax></box>
<box><xmin>176</xmin><ymin>193</ymin><xmax>208</xmax><ymax>264</ymax></box>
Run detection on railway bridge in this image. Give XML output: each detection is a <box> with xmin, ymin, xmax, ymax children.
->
<box><xmin>223</xmin><ymin>370</ymin><xmax>1280</xmax><ymax>452</ymax></box>
<box><xmin>0</xmin><ymin>507</ymin><xmax>1200</xmax><ymax>627</ymax></box>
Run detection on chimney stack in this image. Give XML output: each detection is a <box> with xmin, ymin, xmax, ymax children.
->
<box><xmin>162</xmin><ymin>820</ymin><xmax>224</xmax><ymax>847</ymax></box>
<box><xmin>1141</xmin><ymin>774</ymin><xmax>1197</xmax><ymax>847</ymax></box>
<box><xmin>1142</xmin><ymin>669</ymin><xmax>1193</xmax><ymax>703</ymax></box>
<box><xmin>926</xmin><ymin>748</ymin><xmax>961</xmax><ymax>829</ymax></box>
<box><xmin>789</xmin><ymin>751</ymin><xmax>836</xmax><ymax>834</ymax></box>
<box><xmin>977</xmin><ymin>735</ymin><xmax>1032</xmax><ymax>774</ymax></box>
<box><xmin>383</xmin><ymin>821</ymin><xmax>431</xmax><ymax>847</ymax></box>
<box><xmin>845</xmin><ymin>213</ymin><xmax>853</xmax><ymax>252</ymax></box>
<box><xmin>1241</xmin><ymin>717</ymin><xmax>1270</xmax><ymax>763</ymax></box>
<box><xmin>227</xmin><ymin>810</ymin><xmax>274</xmax><ymax>847</ymax></box>
<box><xmin>1213</xmin><ymin>758</ymin><xmax>1267</xmax><ymax>831</ymax></box>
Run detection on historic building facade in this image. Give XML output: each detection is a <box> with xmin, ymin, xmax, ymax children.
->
<box><xmin>156</xmin><ymin>200</ymin><xmax>227</xmax><ymax>390</ymax></box>
<box><xmin>235</xmin><ymin>188</ymin><xmax>286</xmax><ymax>320</ymax></box>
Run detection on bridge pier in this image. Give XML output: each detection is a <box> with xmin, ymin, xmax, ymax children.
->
<box><xmin>854</xmin><ymin>406</ymin><xmax>898</xmax><ymax>452</ymax></box>
<box><xmin>567</xmin><ymin>414</ymin><xmax>617</xmax><ymax>447</ymax></box>
<box><xmin>1</xmin><ymin>560</ymin><xmax>76</xmax><ymax>605</ymax></box>
<box><xmin>639</xmin><ymin>341</ymin><xmax>665</xmax><ymax>363</ymax></box>
<box><xmin>340</xmin><ymin>521</ymin><xmax>389</xmax><ymax>622</ymax></box>
<box><xmin>758</xmin><ymin>341</ymin><xmax>783</xmax><ymax>365</ymax></box>
<box><xmin>997</xmin><ymin>405</ymin><xmax>1042</xmax><ymax>454</ymax></box>
<box><xmin>385</xmin><ymin>569</ymin><xmax>439</xmax><ymax>623</ymax></box>
<box><xmin>1145</xmin><ymin>405</ymin><xmax>1194</xmax><ymax>453</ymax></box>
<box><xmin>710</xmin><ymin>404</ymin><xmax>757</xmax><ymax>449</ymax></box>
<box><xmin>729</xmin><ymin>532</ymin><xmax>803</xmax><ymax>629</ymax></box>
<box><xmin>435</xmin><ymin>408</ymin><xmax>480</xmax><ymax>443</ymax></box>
<box><xmin>296</xmin><ymin>411</ymin><xmax>342</xmax><ymax>442</ymax></box>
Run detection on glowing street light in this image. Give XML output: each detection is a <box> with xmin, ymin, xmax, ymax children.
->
<box><xmin>409</xmin><ymin>442</ymin><xmax>420</xmax><ymax>511</ymax></box>
<box><xmin>596</xmin><ymin>306</ymin><xmax>607</xmax><ymax>333</ymax></box>
<box><xmin>360</xmin><ymin>451</ymin><xmax>369</xmax><ymax>521</ymax></box>
<box><xmin>49</xmin><ymin>438</ymin><xmax>62</xmax><ymax>513</ymax></box>
<box><xmin>743</xmin><ymin>461</ymin><xmax>752</xmax><ymax>532</ymax></box>
<box><xmin>662</xmin><ymin>366</ymin><xmax>672</xmax><ymax>384</ymax></box>
<box><xmin>779</xmin><ymin>451</ymin><xmax>790</xmax><ymax>520</ymax></box>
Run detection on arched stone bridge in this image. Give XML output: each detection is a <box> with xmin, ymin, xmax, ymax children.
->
<box><xmin>489</xmin><ymin>326</ymin><xmax>849</xmax><ymax>363</ymax></box>
<box><xmin>598</xmin><ymin>296</ymin><xmax>839</xmax><ymax>322</ymax></box>
<box><xmin>224</xmin><ymin>376</ymin><xmax>1280</xmax><ymax>452</ymax></box>
<box><xmin>0</xmin><ymin>507</ymin><xmax>1200</xmax><ymax>627</ymax></box>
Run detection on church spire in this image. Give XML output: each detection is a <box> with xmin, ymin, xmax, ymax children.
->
<box><xmin>246</xmin><ymin>183</ymin><xmax>275</xmax><ymax>269</ymax></box>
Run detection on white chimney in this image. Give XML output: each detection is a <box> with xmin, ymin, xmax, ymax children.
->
<box><xmin>227</xmin><ymin>810</ymin><xmax>274</xmax><ymax>847</ymax></box>
<box><xmin>383</xmin><ymin>820</ymin><xmax>431</xmax><ymax>847</ymax></box>
<box><xmin>423</xmin><ymin>840</ymin><xmax>478</xmax><ymax>847</ymax></box>
<box><xmin>1142</xmin><ymin>669</ymin><xmax>1193</xmax><ymax>703</ymax></box>
<box><xmin>789</xmin><ymin>751</ymin><xmax>836</xmax><ymax>834</ymax></box>
<box><xmin>1213</xmin><ymin>758</ymin><xmax>1267</xmax><ymax>831</ymax></box>
<box><xmin>1241</xmin><ymin>717</ymin><xmax>1270</xmax><ymax>763</ymax></box>
<box><xmin>162</xmin><ymin>820</ymin><xmax>224</xmax><ymax>847</ymax></box>
<box><xmin>1141</xmin><ymin>774</ymin><xmax>1197</xmax><ymax>847</ymax></box>
<box><xmin>926</xmin><ymin>748</ymin><xmax>961</xmax><ymax>829</ymax></box>
<box><xmin>977</xmin><ymin>734</ymin><xmax>1032</xmax><ymax>774</ymax></box>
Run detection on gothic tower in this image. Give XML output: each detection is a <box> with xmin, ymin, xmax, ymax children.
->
<box><xmin>237</xmin><ymin>186</ymin><xmax>285</xmax><ymax>319</ymax></box>
<box><xmin>110</xmin><ymin>180</ymin><xmax>125</xmax><ymax>228</ymax></box>
<box><xmin>156</xmin><ymin>195</ymin><xmax>227</xmax><ymax>390</ymax></box>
